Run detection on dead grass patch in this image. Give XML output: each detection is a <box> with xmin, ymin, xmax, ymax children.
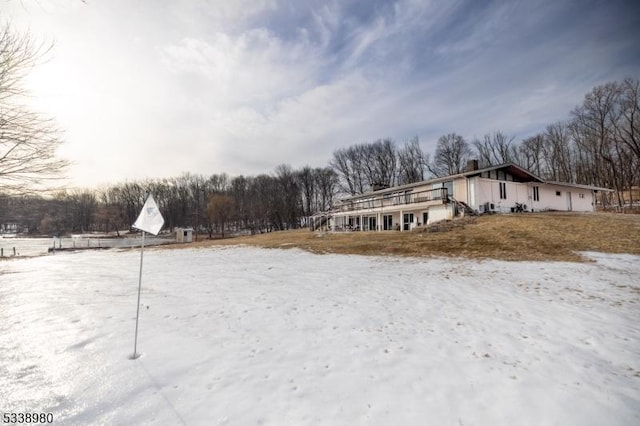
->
<box><xmin>161</xmin><ymin>213</ymin><xmax>640</xmax><ymax>262</ymax></box>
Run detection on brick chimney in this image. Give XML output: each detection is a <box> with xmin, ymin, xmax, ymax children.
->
<box><xmin>371</xmin><ymin>183</ymin><xmax>389</xmax><ymax>191</ymax></box>
<box><xmin>466</xmin><ymin>159</ymin><xmax>479</xmax><ymax>172</ymax></box>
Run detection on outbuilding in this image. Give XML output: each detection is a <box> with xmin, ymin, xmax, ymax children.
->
<box><xmin>175</xmin><ymin>227</ymin><xmax>193</xmax><ymax>243</ymax></box>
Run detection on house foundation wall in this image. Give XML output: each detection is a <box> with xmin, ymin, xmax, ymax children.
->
<box><xmin>426</xmin><ymin>204</ymin><xmax>454</xmax><ymax>225</ymax></box>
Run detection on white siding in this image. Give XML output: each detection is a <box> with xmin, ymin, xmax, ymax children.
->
<box><xmin>471</xmin><ymin>178</ymin><xmax>595</xmax><ymax>212</ymax></box>
<box><xmin>453</xmin><ymin>178</ymin><xmax>468</xmax><ymax>203</ymax></box>
<box><xmin>531</xmin><ymin>184</ymin><xmax>594</xmax><ymax>212</ymax></box>
<box><xmin>468</xmin><ymin>177</ymin><xmax>477</xmax><ymax>209</ymax></box>
<box><xmin>474</xmin><ymin>178</ymin><xmax>529</xmax><ymax>212</ymax></box>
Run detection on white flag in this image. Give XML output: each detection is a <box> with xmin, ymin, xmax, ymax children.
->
<box><xmin>133</xmin><ymin>194</ymin><xmax>165</xmax><ymax>235</ymax></box>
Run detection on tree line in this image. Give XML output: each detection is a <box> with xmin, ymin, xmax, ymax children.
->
<box><xmin>0</xmin><ymin>166</ymin><xmax>338</xmax><ymax>236</ymax></box>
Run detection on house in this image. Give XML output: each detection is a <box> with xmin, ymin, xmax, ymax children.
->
<box><xmin>325</xmin><ymin>161</ymin><xmax>611</xmax><ymax>232</ymax></box>
<box><xmin>0</xmin><ymin>222</ymin><xmax>27</xmax><ymax>234</ymax></box>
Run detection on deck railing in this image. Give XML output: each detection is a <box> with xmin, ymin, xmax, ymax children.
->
<box><xmin>336</xmin><ymin>187</ymin><xmax>448</xmax><ymax>212</ymax></box>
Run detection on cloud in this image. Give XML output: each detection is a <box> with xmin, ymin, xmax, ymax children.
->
<box><xmin>124</xmin><ymin>0</ymin><xmax>640</xmax><ymax>178</ymax></box>
<box><xmin>5</xmin><ymin>0</ymin><xmax>640</xmax><ymax>187</ymax></box>
<box><xmin>159</xmin><ymin>29</ymin><xmax>324</xmax><ymax>110</ymax></box>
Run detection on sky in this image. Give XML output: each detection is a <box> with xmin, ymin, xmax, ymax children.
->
<box><xmin>4</xmin><ymin>0</ymin><xmax>640</xmax><ymax>188</ymax></box>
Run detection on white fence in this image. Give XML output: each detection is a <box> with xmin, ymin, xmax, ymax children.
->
<box><xmin>0</xmin><ymin>235</ymin><xmax>175</xmax><ymax>257</ymax></box>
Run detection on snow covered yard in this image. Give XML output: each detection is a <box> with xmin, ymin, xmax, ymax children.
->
<box><xmin>1</xmin><ymin>247</ymin><xmax>639</xmax><ymax>425</ymax></box>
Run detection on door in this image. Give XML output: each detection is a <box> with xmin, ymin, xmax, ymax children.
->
<box><xmin>403</xmin><ymin>213</ymin><xmax>414</xmax><ymax>231</ymax></box>
<box><xmin>368</xmin><ymin>216</ymin><xmax>376</xmax><ymax>231</ymax></box>
<box><xmin>423</xmin><ymin>212</ymin><xmax>429</xmax><ymax>226</ymax></box>
<box><xmin>567</xmin><ymin>192</ymin><xmax>572</xmax><ymax>211</ymax></box>
<box><xmin>383</xmin><ymin>215</ymin><xmax>393</xmax><ymax>230</ymax></box>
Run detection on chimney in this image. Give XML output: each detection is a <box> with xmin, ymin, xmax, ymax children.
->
<box><xmin>371</xmin><ymin>182</ymin><xmax>389</xmax><ymax>191</ymax></box>
<box><xmin>466</xmin><ymin>159</ymin><xmax>479</xmax><ymax>172</ymax></box>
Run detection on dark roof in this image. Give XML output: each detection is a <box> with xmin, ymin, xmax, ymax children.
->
<box><xmin>461</xmin><ymin>163</ymin><xmax>544</xmax><ymax>182</ymax></box>
<box><xmin>340</xmin><ymin>163</ymin><xmax>609</xmax><ymax>201</ymax></box>
<box><xmin>543</xmin><ymin>181</ymin><xmax>613</xmax><ymax>192</ymax></box>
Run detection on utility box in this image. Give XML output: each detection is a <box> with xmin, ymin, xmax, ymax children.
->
<box><xmin>175</xmin><ymin>227</ymin><xmax>193</xmax><ymax>243</ymax></box>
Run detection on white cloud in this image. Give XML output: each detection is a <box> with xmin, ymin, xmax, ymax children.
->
<box><xmin>4</xmin><ymin>0</ymin><xmax>639</xmax><ymax>188</ymax></box>
<box><xmin>159</xmin><ymin>28</ymin><xmax>322</xmax><ymax>111</ymax></box>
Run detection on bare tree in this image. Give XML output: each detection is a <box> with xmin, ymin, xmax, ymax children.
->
<box><xmin>615</xmin><ymin>78</ymin><xmax>640</xmax><ymax>207</ymax></box>
<box><xmin>571</xmin><ymin>82</ymin><xmax>625</xmax><ymax>205</ymax></box>
<box><xmin>330</xmin><ymin>139</ymin><xmax>398</xmax><ymax>195</ymax></box>
<box><xmin>297</xmin><ymin>166</ymin><xmax>315</xmax><ymax>226</ymax></box>
<box><xmin>0</xmin><ymin>24</ymin><xmax>67</xmax><ymax>193</ymax></box>
<box><xmin>431</xmin><ymin>133</ymin><xmax>473</xmax><ymax>177</ymax></box>
<box><xmin>248</xmin><ymin>174</ymin><xmax>274</xmax><ymax>232</ymax></box>
<box><xmin>367</xmin><ymin>138</ymin><xmax>397</xmax><ymax>188</ymax></box>
<box><xmin>229</xmin><ymin>175</ymin><xmax>248</xmax><ymax>232</ymax></box>
<box><xmin>274</xmin><ymin>164</ymin><xmax>302</xmax><ymax>230</ymax></box>
<box><xmin>397</xmin><ymin>137</ymin><xmax>428</xmax><ymax>184</ymax></box>
<box><xmin>472</xmin><ymin>132</ymin><xmax>517</xmax><ymax>167</ymax></box>
<box><xmin>207</xmin><ymin>193</ymin><xmax>235</xmax><ymax>238</ymax></box>
<box><xmin>543</xmin><ymin>122</ymin><xmax>574</xmax><ymax>182</ymax></box>
<box><xmin>518</xmin><ymin>134</ymin><xmax>545</xmax><ymax>176</ymax></box>
<box><xmin>95</xmin><ymin>186</ymin><xmax>124</xmax><ymax>235</ymax></box>
<box><xmin>315</xmin><ymin>167</ymin><xmax>337</xmax><ymax>212</ymax></box>
<box><xmin>330</xmin><ymin>145</ymin><xmax>367</xmax><ymax>195</ymax></box>
<box><xmin>616</xmin><ymin>78</ymin><xmax>640</xmax><ymax>160</ymax></box>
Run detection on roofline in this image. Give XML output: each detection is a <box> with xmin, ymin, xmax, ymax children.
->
<box><xmin>461</xmin><ymin>162</ymin><xmax>545</xmax><ymax>182</ymax></box>
<box><xmin>340</xmin><ymin>163</ymin><xmax>543</xmax><ymax>201</ymax></box>
<box><xmin>339</xmin><ymin>163</ymin><xmax>611</xmax><ymax>201</ymax></box>
<box><xmin>543</xmin><ymin>181</ymin><xmax>613</xmax><ymax>192</ymax></box>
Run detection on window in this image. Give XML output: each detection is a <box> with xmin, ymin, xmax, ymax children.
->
<box><xmin>556</xmin><ymin>191</ymin><xmax>561</xmax><ymax>196</ymax></box>
<box><xmin>579</xmin><ymin>193</ymin><xmax>585</xmax><ymax>199</ymax></box>
<box><xmin>533</xmin><ymin>186</ymin><xmax>540</xmax><ymax>202</ymax></box>
<box><xmin>499</xmin><ymin>182</ymin><xmax>507</xmax><ymax>199</ymax></box>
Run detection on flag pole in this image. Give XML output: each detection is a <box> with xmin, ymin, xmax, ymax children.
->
<box><xmin>130</xmin><ymin>192</ymin><xmax>163</xmax><ymax>359</ymax></box>
<box><xmin>132</xmin><ymin>230</ymin><xmax>145</xmax><ymax>359</ymax></box>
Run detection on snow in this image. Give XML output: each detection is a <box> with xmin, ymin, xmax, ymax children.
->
<box><xmin>1</xmin><ymin>247</ymin><xmax>639</xmax><ymax>425</ymax></box>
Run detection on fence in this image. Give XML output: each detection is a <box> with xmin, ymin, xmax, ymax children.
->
<box><xmin>337</xmin><ymin>187</ymin><xmax>448</xmax><ymax>212</ymax></box>
<box><xmin>0</xmin><ymin>235</ymin><xmax>175</xmax><ymax>258</ymax></box>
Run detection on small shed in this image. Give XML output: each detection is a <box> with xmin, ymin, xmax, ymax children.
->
<box><xmin>175</xmin><ymin>227</ymin><xmax>193</xmax><ymax>243</ymax></box>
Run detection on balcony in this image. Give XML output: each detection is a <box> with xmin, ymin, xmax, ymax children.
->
<box><xmin>336</xmin><ymin>187</ymin><xmax>448</xmax><ymax>213</ymax></box>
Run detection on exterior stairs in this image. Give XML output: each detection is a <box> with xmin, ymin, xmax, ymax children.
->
<box><xmin>449</xmin><ymin>197</ymin><xmax>477</xmax><ymax>217</ymax></box>
<box><xmin>309</xmin><ymin>211</ymin><xmax>332</xmax><ymax>231</ymax></box>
